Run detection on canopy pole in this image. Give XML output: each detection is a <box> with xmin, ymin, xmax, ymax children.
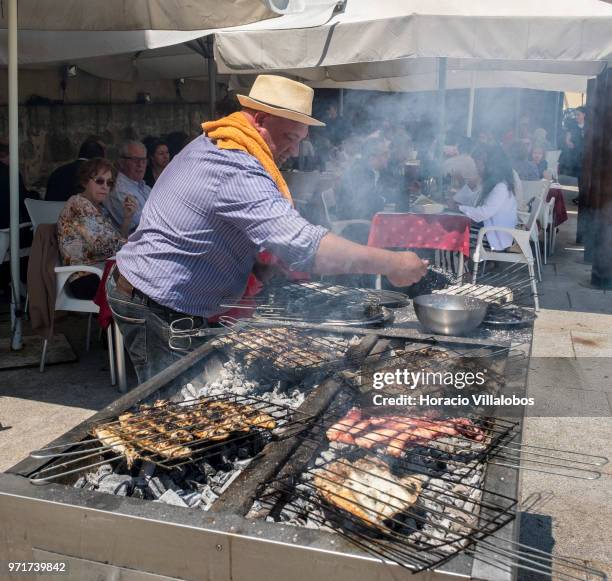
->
<box><xmin>207</xmin><ymin>36</ymin><xmax>217</xmax><ymax>120</ymax></box>
<box><xmin>9</xmin><ymin>0</ymin><xmax>22</xmax><ymax>351</ymax></box>
<box><xmin>466</xmin><ymin>84</ymin><xmax>475</xmax><ymax>138</ymax></box>
<box><xmin>553</xmin><ymin>91</ymin><xmax>562</xmax><ymax>149</ymax></box>
<box><xmin>436</xmin><ymin>57</ymin><xmax>447</xmax><ymax>162</ymax></box>
<box><xmin>339</xmin><ymin>88</ymin><xmax>344</xmax><ymax>117</ymax></box>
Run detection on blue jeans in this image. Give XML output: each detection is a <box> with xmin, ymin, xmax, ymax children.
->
<box><xmin>106</xmin><ymin>270</ymin><xmax>205</xmax><ymax>384</ymax></box>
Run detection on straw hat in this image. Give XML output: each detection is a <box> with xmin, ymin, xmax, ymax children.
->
<box><xmin>237</xmin><ymin>75</ymin><xmax>325</xmax><ymax>127</ymax></box>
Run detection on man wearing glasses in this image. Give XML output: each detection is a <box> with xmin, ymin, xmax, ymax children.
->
<box><xmin>105</xmin><ymin>140</ymin><xmax>151</xmax><ymax>232</ymax></box>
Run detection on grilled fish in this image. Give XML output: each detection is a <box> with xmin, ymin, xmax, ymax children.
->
<box><xmin>313</xmin><ymin>457</ymin><xmax>423</xmax><ymax>528</ymax></box>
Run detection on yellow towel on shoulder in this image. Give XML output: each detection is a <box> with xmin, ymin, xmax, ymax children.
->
<box><xmin>202</xmin><ymin>112</ymin><xmax>292</xmax><ymax>205</ymax></box>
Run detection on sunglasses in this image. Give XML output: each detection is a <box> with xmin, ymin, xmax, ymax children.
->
<box><xmin>91</xmin><ymin>176</ymin><xmax>116</xmax><ymax>188</ymax></box>
<box><xmin>121</xmin><ymin>156</ymin><xmax>147</xmax><ymax>163</ymax></box>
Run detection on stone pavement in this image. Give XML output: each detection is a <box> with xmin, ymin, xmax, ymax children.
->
<box><xmin>518</xmin><ymin>197</ymin><xmax>612</xmax><ymax>580</ymax></box>
<box><xmin>0</xmin><ymin>315</ymin><xmax>136</xmax><ymax>472</ymax></box>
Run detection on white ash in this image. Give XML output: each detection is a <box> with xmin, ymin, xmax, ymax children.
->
<box><xmin>196</xmin><ymin>359</ymin><xmax>306</xmax><ymax>410</ymax></box>
<box><xmin>157</xmin><ymin>489</ymin><xmax>189</xmax><ymax>508</ymax></box>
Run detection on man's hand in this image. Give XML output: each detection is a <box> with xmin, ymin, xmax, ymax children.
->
<box><xmin>385</xmin><ymin>252</ymin><xmax>429</xmax><ymax>287</ymax></box>
<box><xmin>122</xmin><ymin>195</ymin><xmax>138</xmax><ymax>220</ymax></box>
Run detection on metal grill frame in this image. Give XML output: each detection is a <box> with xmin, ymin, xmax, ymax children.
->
<box><xmin>254</xmin><ymin>450</ymin><xmax>518</xmax><ymax>573</ymax></box>
<box><xmin>28</xmin><ymin>393</ymin><xmax>314</xmax><ymax>483</ymax></box>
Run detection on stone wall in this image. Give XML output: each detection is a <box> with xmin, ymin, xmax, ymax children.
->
<box><xmin>0</xmin><ymin>68</ymin><xmax>215</xmax><ymax>189</ymax></box>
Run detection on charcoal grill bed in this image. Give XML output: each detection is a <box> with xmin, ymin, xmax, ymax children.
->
<box><xmin>0</xmin><ymin>331</ymin><xmax>530</xmax><ymax>581</ymax></box>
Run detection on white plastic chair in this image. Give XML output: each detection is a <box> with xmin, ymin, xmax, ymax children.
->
<box><xmin>39</xmin><ymin>262</ymin><xmax>116</xmax><ymax>385</ymax></box>
<box><xmin>321</xmin><ymin>189</ymin><xmax>371</xmax><ymax>237</ymax></box>
<box><xmin>24</xmin><ymin>198</ymin><xmax>66</xmax><ymax>231</ymax></box>
<box><xmin>1</xmin><ymin>223</ymin><xmax>33</xmax><ymax>301</ymax></box>
<box><xmin>0</xmin><ymin>222</ymin><xmax>32</xmax><ymax>264</ymax></box>
<box><xmin>544</xmin><ymin>150</ymin><xmax>561</xmax><ymax>181</ymax></box>
<box><xmin>472</xmin><ymin>196</ymin><xmax>544</xmax><ymax>311</ymax></box>
<box><xmin>521</xmin><ymin>180</ymin><xmax>553</xmax><ymax>265</ymax></box>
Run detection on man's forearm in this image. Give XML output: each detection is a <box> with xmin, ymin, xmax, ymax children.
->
<box><xmin>312</xmin><ymin>233</ymin><xmax>393</xmax><ymax>276</ymax></box>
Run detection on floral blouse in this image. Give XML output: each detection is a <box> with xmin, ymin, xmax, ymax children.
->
<box><xmin>57</xmin><ymin>195</ymin><xmax>126</xmax><ymax>281</ymax></box>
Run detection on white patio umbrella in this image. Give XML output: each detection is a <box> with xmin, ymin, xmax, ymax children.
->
<box><xmin>214</xmin><ymin>0</ymin><xmax>611</xmax><ymax>157</ymax></box>
<box><xmin>214</xmin><ymin>0</ymin><xmax>612</xmax><ymax>76</ymax></box>
<box><xmin>2</xmin><ymin>0</ymin><xmax>338</xmax><ymax>350</ymax></box>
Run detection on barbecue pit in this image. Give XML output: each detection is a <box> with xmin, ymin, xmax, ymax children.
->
<box><xmin>0</xmin><ymin>276</ymin><xmax>606</xmax><ymax>581</ymax></box>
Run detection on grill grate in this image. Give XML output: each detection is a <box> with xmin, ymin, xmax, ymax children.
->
<box><xmin>319</xmin><ymin>407</ymin><xmax>518</xmax><ymax>479</ymax></box>
<box><xmin>29</xmin><ymin>394</ymin><xmax>313</xmax><ymax>483</ymax></box>
<box><xmin>220</xmin><ymin>280</ymin><xmax>407</xmax><ymax>325</ymax></box>
<box><xmin>216</xmin><ymin>317</ymin><xmax>358</xmax><ymax>382</ymax></box>
<box><xmin>255</xmin><ymin>450</ymin><xmax>517</xmax><ymax>573</ymax></box>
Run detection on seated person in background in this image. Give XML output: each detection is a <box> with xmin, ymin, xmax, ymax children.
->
<box><xmin>532</xmin><ymin>128</ymin><xmax>552</xmax><ymax>152</ymax></box>
<box><xmin>0</xmin><ymin>139</ymin><xmax>38</xmax><ymax>295</ymax></box>
<box><xmin>165</xmin><ymin>131</ymin><xmax>191</xmax><ymax>159</ymax></box>
<box><xmin>442</xmin><ymin>136</ymin><xmax>479</xmax><ymax>191</ymax></box>
<box><xmin>144</xmin><ymin>139</ymin><xmax>170</xmax><ymax>188</ymax></box>
<box><xmin>0</xmin><ymin>140</ymin><xmax>33</xmax><ymax>229</ymax></box>
<box><xmin>46</xmin><ymin>137</ymin><xmax>105</xmax><ymax>202</ymax></box>
<box><xmin>336</xmin><ymin>136</ymin><xmax>389</xmax><ymax>224</ymax></box>
<box><xmin>531</xmin><ymin>147</ymin><xmax>549</xmax><ymax>179</ymax></box>
<box><xmin>57</xmin><ymin>158</ymin><xmax>136</xmax><ymax>300</ymax></box>
<box><xmin>449</xmin><ymin>147</ymin><xmax>517</xmax><ymax>251</ymax></box>
<box><xmin>510</xmin><ymin>141</ymin><xmax>540</xmax><ymax>181</ymax></box>
<box><xmin>105</xmin><ymin>140</ymin><xmax>151</xmax><ymax>233</ymax></box>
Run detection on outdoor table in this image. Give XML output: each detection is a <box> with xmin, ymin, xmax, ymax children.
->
<box><xmin>367</xmin><ymin>211</ymin><xmax>471</xmax><ymax>286</ymax></box>
<box><xmin>367</xmin><ymin>211</ymin><xmax>471</xmax><ymax>256</ymax></box>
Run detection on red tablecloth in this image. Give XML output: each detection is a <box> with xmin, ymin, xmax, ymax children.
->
<box><xmin>547</xmin><ymin>188</ymin><xmax>568</xmax><ymax>227</ymax></box>
<box><xmin>367</xmin><ymin>212</ymin><xmax>471</xmax><ymax>256</ymax></box>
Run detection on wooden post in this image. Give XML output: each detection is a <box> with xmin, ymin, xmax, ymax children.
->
<box><xmin>578</xmin><ymin>78</ymin><xmax>599</xmax><ymax>248</ymax></box>
<box><xmin>590</xmin><ymin>68</ymin><xmax>612</xmax><ymax>289</ymax></box>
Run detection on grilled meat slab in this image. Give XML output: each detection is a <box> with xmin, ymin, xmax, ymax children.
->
<box><xmin>327</xmin><ymin>408</ymin><xmax>485</xmax><ymax>457</ymax></box>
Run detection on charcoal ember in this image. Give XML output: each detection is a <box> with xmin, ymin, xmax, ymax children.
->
<box><xmin>97</xmin><ymin>473</ymin><xmax>133</xmax><ymax>496</ymax></box>
<box><xmin>147</xmin><ymin>476</ymin><xmax>167</xmax><ymax>499</ymax></box>
<box><xmin>157</xmin><ymin>489</ymin><xmax>188</xmax><ymax>508</ymax></box>
<box><xmin>138</xmin><ymin>460</ymin><xmax>157</xmax><ymax>480</ymax></box>
<box><xmin>236</xmin><ymin>447</ymin><xmax>250</xmax><ymax>459</ymax></box>
<box><xmin>179</xmin><ymin>491</ymin><xmax>202</xmax><ymax>508</ymax></box>
<box><xmin>85</xmin><ymin>463</ymin><xmax>114</xmax><ymax>487</ymax></box>
<box><xmin>131</xmin><ymin>487</ymin><xmax>146</xmax><ymax>500</ymax></box>
<box><xmin>196</xmin><ymin>461</ymin><xmax>217</xmax><ymax>479</ymax></box>
<box><xmin>200</xmin><ymin>486</ymin><xmax>219</xmax><ymax>508</ymax></box>
<box><xmin>180</xmin><ymin>382</ymin><xmax>198</xmax><ymax>400</ymax></box>
<box><xmin>73</xmin><ymin>476</ymin><xmax>88</xmax><ymax>489</ymax></box>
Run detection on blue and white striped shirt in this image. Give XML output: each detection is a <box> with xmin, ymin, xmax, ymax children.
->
<box><xmin>116</xmin><ymin>135</ymin><xmax>328</xmax><ymax>317</ymax></box>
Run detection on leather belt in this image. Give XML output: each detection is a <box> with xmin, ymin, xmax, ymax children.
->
<box><xmin>113</xmin><ymin>268</ymin><xmax>137</xmax><ymax>298</ymax></box>
<box><xmin>111</xmin><ymin>267</ymin><xmax>205</xmax><ymax>326</ymax></box>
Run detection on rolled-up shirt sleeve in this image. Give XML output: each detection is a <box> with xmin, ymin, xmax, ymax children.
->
<box><xmin>216</xmin><ymin>163</ymin><xmax>329</xmax><ymax>271</ymax></box>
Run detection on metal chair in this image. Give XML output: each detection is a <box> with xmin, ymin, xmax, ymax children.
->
<box><xmin>472</xmin><ymin>196</ymin><xmax>544</xmax><ymax>310</ymax></box>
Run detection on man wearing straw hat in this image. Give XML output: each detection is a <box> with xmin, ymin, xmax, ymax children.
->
<box><xmin>107</xmin><ymin>75</ymin><xmax>428</xmax><ymax>382</ymax></box>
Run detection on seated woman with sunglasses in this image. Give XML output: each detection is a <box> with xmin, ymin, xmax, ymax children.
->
<box><xmin>57</xmin><ymin>158</ymin><xmax>137</xmax><ymax>299</ymax></box>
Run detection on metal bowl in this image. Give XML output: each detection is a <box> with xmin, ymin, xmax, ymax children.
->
<box><xmin>413</xmin><ymin>294</ymin><xmax>488</xmax><ymax>336</ymax></box>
